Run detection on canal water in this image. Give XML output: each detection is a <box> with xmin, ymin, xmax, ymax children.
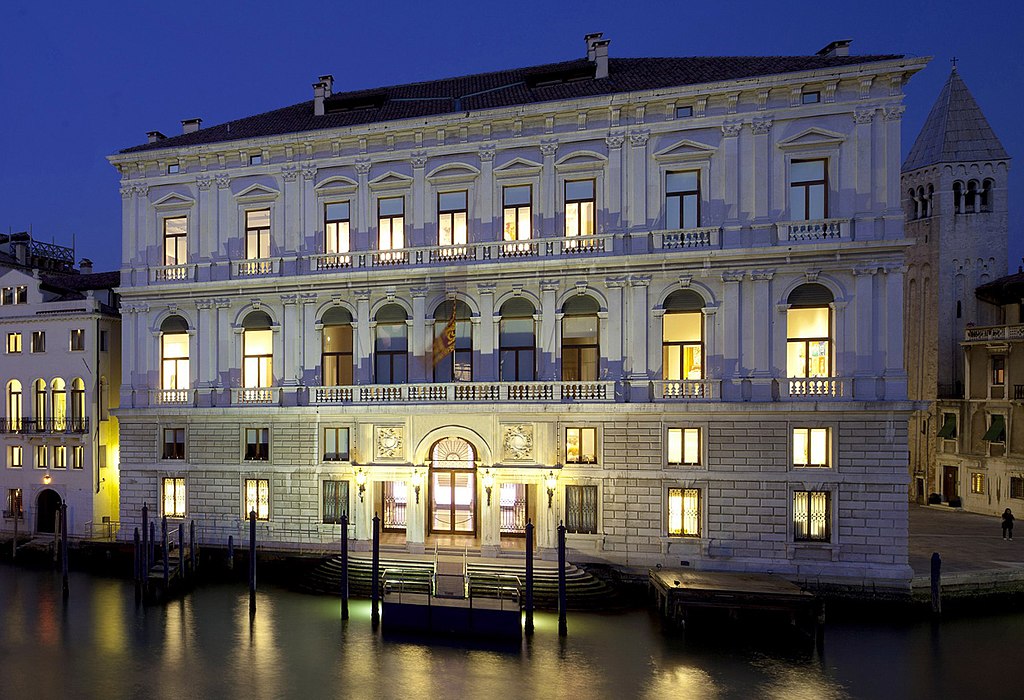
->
<box><xmin>0</xmin><ymin>565</ymin><xmax>1019</xmax><ymax>699</ymax></box>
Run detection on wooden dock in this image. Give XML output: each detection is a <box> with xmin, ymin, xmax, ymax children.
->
<box><xmin>650</xmin><ymin>569</ymin><xmax>823</xmax><ymax>643</ymax></box>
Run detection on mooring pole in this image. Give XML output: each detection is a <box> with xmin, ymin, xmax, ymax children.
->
<box><xmin>228</xmin><ymin>535</ymin><xmax>235</xmax><ymax>571</ymax></box>
<box><xmin>162</xmin><ymin>515</ymin><xmax>169</xmax><ymax>590</ymax></box>
<box><xmin>149</xmin><ymin>521</ymin><xmax>156</xmax><ymax>568</ymax></box>
<box><xmin>189</xmin><ymin>520</ymin><xmax>197</xmax><ymax>577</ymax></box>
<box><xmin>525</xmin><ymin>519</ymin><xmax>535</xmax><ymax>635</ymax></box>
<box><xmin>930</xmin><ymin>552</ymin><xmax>942</xmax><ymax>616</ymax></box>
<box><xmin>557</xmin><ymin>522</ymin><xmax>567</xmax><ymax>637</ymax></box>
<box><xmin>133</xmin><ymin>527</ymin><xmax>140</xmax><ymax>583</ymax></box>
<box><xmin>371</xmin><ymin>513</ymin><xmax>380</xmax><ymax>628</ymax></box>
<box><xmin>249</xmin><ymin>510</ymin><xmax>257</xmax><ymax>616</ymax></box>
<box><xmin>341</xmin><ymin>514</ymin><xmax>350</xmax><ymax>621</ymax></box>
<box><xmin>178</xmin><ymin>522</ymin><xmax>185</xmax><ymax>579</ymax></box>
<box><xmin>61</xmin><ymin>503</ymin><xmax>69</xmax><ymax>600</ymax></box>
<box><xmin>12</xmin><ymin>512</ymin><xmax>17</xmax><ymax>559</ymax></box>
<box><xmin>141</xmin><ymin>504</ymin><xmax>150</xmax><ymax>581</ymax></box>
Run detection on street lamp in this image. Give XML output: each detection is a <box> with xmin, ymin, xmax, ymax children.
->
<box><xmin>546</xmin><ymin>470</ymin><xmax>557</xmax><ymax>508</ymax></box>
<box><xmin>481</xmin><ymin>468</ymin><xmax>495</xmax><ymax>506</ymax></box>
<box><xmin>355</xmin><ymin>468</ymin><xmax>366</xmax><ymax>502</ymax></box>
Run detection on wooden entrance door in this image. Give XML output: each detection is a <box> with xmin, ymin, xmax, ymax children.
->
<box><xmin>942</xmin><ymin>466</ymin><xmax>958</xmax><ymax>502</ymax></box>
<box><xmin>430</xmin><ymin>469</ymin><xmax>476</xmax><ymax>534</ymax></box>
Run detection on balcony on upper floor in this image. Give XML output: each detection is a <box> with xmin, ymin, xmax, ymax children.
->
<box><xmin>308</xmin><ymin>380</ymin><xmax>616</xmax><ymax>405</ymax></box>
<box><xmin>232</xmin><ymin>387</ymin><xmax>281</xmax><ymax>406</ymax></box>
<box><xmin>234</xmin><ymin>257</ymin><xmax>280</xmax><ymax>278</ymax></box>
<box><xmin>150</xmin><ymin>389</ymin><xmax>195</xmax><ymax>406</ymax></box>
<box><xmin>652</xmin><ymin>226</ymin><xmax>721</xmax><ymax>250</ymax></box>
<box><xmin>785</xmin><ymin>377</ymin><xmax>850</xmax><ymax>399</ymax></box>
<box><xmin>653</xmin><ymin>379</ymin><xmax>721</xmax><ymax>400</ymax></box>
<box><xmin>777</xmin><ymin>218</ymin><xmax>850</xmax><ymax>243</ymax></box>
<box><xmin>0</xmin><ymin>418</ymin><xmax>89</xmax><ymax>434</ymax></box>
<box><xmin>964</xmin><ymin>324</ymin><xmax>1024</xmax><ymax>344</ymax></box>
<box><xmin>150</xmin><ymin>264</ymin><xmax>196</xmax><ymax>283</ymax></box>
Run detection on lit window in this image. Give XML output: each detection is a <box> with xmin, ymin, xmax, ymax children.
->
<box><xmin>432</xmin><ymin>300</ymin><xmax>472</xmax><ymax>383</ymax></box>
<box><xmin>164</xmin><ymin>217</ymin><xmax>187</xmax><ymax>266</ymax></box>
<box><xmin>667</xmin><ymin>488</ymin><xmax>701</xmax><ymax>536</ymax></box>
<box><xmin>6</xmin><ymin>333</ymin><xmax>21</xmax><ymax>354</ymax></box>
<box><xmin>667</xmin><ymin>428</ymin><xmax>701</xmax><ymax>466</ymax></box>
<box><xmin>662</xmin><ymin>290</ymin><xmax>703</xmax><ymax>381</ymax></box>
<box><xmin>565</xmin><ymin>180</ymin><xmax>595</xmax><ymax>237</ymax></box>
<box><xmin>438</xmin><ymin>191</ymin><xmax>468</xmax><ymax>247</ymax></box>
<box><xmin>971</xmin><ymin>473</ymin><xmax>985</xmax><ymax>495</ymax></box>
<box><xmin>245</xmin><ymin>209</ymin><xmax>271</xmax><ymax>260</ymax></box>
<box><xmin>161</xmin><ymin>316</ymin><xmax>190</xmax><ymax>391</ymax></box>
<box><xmin>378</xmin><ymin>197</ymin><xmax>405</xmax><ymax>251</ymax></box>
<box><xmin>163</xmin><ymin>477</ymin><xmax>186</xmax><ymax>517</ymax></box>
<box><xmin>54</xmin><ymin>445</ymin><xmax>67</xmax><ymax>469</ymax></box>
<box><xmin>324</xmin><ymin>427</ymin><xmax>350</xmax><ymax>462</ymax></box>
<box><xmin>666</xmin><ymin>171</ymin><xmax>700</xmax><ymax>230</ymax></box>
<box><xmin>992</xmin><ymin>356</ymin><xmax>1006</xmax><ymax>386</ymax></box>
<box><xmin>499</xmin><ymin>297</ymin><xmax>536</xmax><ymax>381</ymax></box>
<box><xmin>35</xmin><ymin>445</ymin><xmax>47</xmax><ymax>469</ymax></box>
<box><xmin>6</xmin><ymin>380</ymin><xmax>22</xmax><ymax>432</ymax></box>
<box><xmin>6</xmin><ymin>488</ymin><xmax>23</xmax><ymax>518</ymax></box>
<box><xmin>787</xmin><ymin>289</ymin><xmax>832</xmax><ymax>379</ymax></box>
<box><xmin>1</xmin><ymin>286</ymin><xmax>28</xmax><ymax>305</ymax></box>
<box><xmin>244</xmin><ymin>478</ymin><xmax>270</xmax><ymax>520</ymax></box>
<box><xmin>789</xmin><ymin>159</ymin><xmax>827</xmax><ymax>220</ymax></box>
<box><xmin>566</xmin><ymin>427</ymin><xmax>597</xmax><ymax>464</ymax></box>
<box><xmin>72</xmin><ymin>445</ymin><xmax>84</xmax><ymax>469</ymax></box>
<box><xmin>374</xmin><ymin>304</ymin><xmax>408</xmax><ymax>385</ymax></box>
<box><xmin>675</xmin><ymin>105</ymin><xmax>693</xmax><ymax>118</ymax></box>
<box><xmin>324</xmin><ymin>202</ymin><xmax>351</xmax><ymax>258</ymax></box>
<box><xmin>321</xmin><ymin>308</ymin><xmax>353</xmax><ymax>387</ymax></box>
<box><xmin>163</xmin><ymin>428</ymin><xmax>185</xmax><ymax>460</ymax></box>
<box><xmin>31</xmin><ymin>331</ymin><xmax>45</xmax><ymax>353</ymax></box>
<box><xmin>502</xmin><ymin>185</ymin><xmax>532</xmax><ymax>242</ymax></box>
<box><xmin>242</xmin><ymin>314</ymin><xmax>273</xmax><ymax>389</ymax></box>
<box><xmin>51</xmin><ymin>378</ymin><xmax>66</xmax><ymax>431</ymax></box>
<box><xmin>564</xmin><ymin>485</ymin><xmax>598</xmax><ymax>534</ymax></box>
<box><xmin>793</xmin><ymin>427</ymin><xmax>830</xmax><ymax>467</ymax></box>
<box><xmin>802</xmin><ymin>91</ymin><xmax>820</xmax><ymax>104</ymax></box>
<box><xmin>70</xmin><ymin>378</ymin><xmax>85</xmax><ymax>431</ymax></box>
<box><xmin>70</xmin><ymin>329</ymin><xmax>85</xmax><ymax>352</ymax></box>
<box><xmin>245</xmin><ymin>428</ymin><xmax>269</xmax><ymax>461</ymax></box>
<box><xmin>793</xmin><ymin>490</ymin><xmax>831</xmax><ymax>542</ymax></box>
<box><xmin>561</xmin><ymin>295</ymin><xmax>599</xmax><ymax>381</ymax></box>
<box><xmin>323</xmin><ymin>480</ymin><xmax>350</xmax><ymax>524</ymax></box>
<box><xmin>9</xmin><ymin>446</ymin><xmax>23</xmax><ymax>469</ymax></box>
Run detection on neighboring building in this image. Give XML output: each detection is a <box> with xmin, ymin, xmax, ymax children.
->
<box><xmin>110</xmin><ymin>36</ymin><xmax>926</xmax><ymax>588</ymax></box>
<box><xmin>902</xmin><ymin>67</ymin><xmax>1011</xmax><ymax>503</ymax></box>
<box><xmin>0</xmin><ymin>233</ymin><xmax>121</xmax><ymax>537</ymax></box>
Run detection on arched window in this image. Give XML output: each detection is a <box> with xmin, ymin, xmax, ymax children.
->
<box><xmin>51</xmin><ymin>378</ymin><xmax>66</xmax><ymax>431</ymax></box>
<box><xmin>321</xmin><ymin>307</ymin><xmax>353</xmax><ymax>387</ymax></box>
<box><xmin>787</xmin><ymin>284</ymin><xmax>834</xmax><ymax>378</ymax></box>
<box><xmin>953</xmin><ymin>181</ymin><xmax>963</xmax><ymax>214</ymax></box>
<box><xmin>7</xmin><ymin>380</ymin><xmax>22</xmax><ymax>431</ymax></box>
<box><xmin>926</xmin><ymin>184</ymin><xmax>934</xmax><ymax>217</ymax></box>
<box><xmin>907</xmin><ymin>189</ymin><xmax>917</xmax><ymax>220</ymax></box>
<box><xmin>966</xmin><ymin>180</ymin><xmax>979</xmax><ymax>213</ymax></box>
<box><xmin>242</xmin><ymin>311</ymin><xmax>273</xmax><ymax>388</ymax></box>
<box><xmin>33</xmin><ymin>379</ymin><xmax>47</xmax><ymax>429</ymax></box>
<box><xmin>161</xmin><ymin>315</ymin><xmax>190</xmax><ymax>391</ymax></box>
<box><xmin>662</xmin><ymin>290</ymin><xmax>704</xmax><ymax>380</ymax></box>
<box><xmin>561</xmin><ymin>295</ymin><xmax>600</xmax><ymax>381</ymax></box>
<box><xmin>433</xmin><ymin>300</ymin><xmax>472</xmax><ymax>382</ymax></box>
<box><xmin>374</xmin><ymin>304</ymin><xmax>408</xmax><ymax>385</ymax></box>
<box><xmin>71</xmin><ymin>378</ymin><xmax>86</xmax><ymax>430</ymax></box>
<box><xmin>499</xmin><ymin>298</ymin><xmax>536</xmax><ymax>381</ymax></box>
<box><xmin>981</xmin><ymin>179</ymin><xmax>994</xmax><ymax>211</ymax></box>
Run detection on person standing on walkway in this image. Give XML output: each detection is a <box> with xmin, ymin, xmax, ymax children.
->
<box><xmin>1002</xmin><ymin>508</ymin><xmax>1014</xmax><ymax>540</ymax></box>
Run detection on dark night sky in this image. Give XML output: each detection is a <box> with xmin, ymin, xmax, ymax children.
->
<box><xmin>1</xmin><ymin>0</ymin><xmax>1020</xmax><ymax>274</ymax></box>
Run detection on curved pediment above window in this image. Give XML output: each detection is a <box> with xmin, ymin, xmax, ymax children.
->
<box><xmin>555</xmin><ymin>150</ymin><xmax>608</xmax><ymax>172</ymax></box>
<box><xmin>152</xmin><ymin>192</ymin><xmax>196</xmax><ymax>210</ymax></box>
<box><xmin>653</xmin><ymin>138</ymin><xmax>718</xmax><ymax>162</ymax></box>
<box><xmin>314</xmin><ymin>175</ymin><xmax>359</xmax><ymax>196</ymax></box>
<box><xmin>426</xmin><ymin>162</ymin><xmax>480</xmax><ymax>183</ymax></box>
<box><xmin>493</xmin><ymin>156</ymin><xmax>542</xmax><ymax>176</ymax></box>
<box><xmin>777</xmin><ymin>127</ymin><xmax>846</xmax><ymax>150</ymax></box>
<box><xmin>234</xmin><ymin>183</ymin><xmax>281</xmax><ymax>202</ymax></box>
<box><xmin>368</xmin><ymin>171</ymin><xmax>414</xmax><ymax>191</ymax></box>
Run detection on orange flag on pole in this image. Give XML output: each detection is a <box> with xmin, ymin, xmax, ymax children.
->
<box><xmin>433</xmin><ymin>302</ymin><xmax>457</xmax><ymax>366</ymax></box>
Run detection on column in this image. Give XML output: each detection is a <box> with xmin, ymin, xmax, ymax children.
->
<box><xmin>216</xmin><ymin>177</ymin><xmax>232</xmax><ymax>266</ymax></box>
<box><xmin>479</xmin><ymin>471</ymin><xmax>500</xmax><ymax>557</ymax></box>
<box><xmin>301</xmin><ymin>165</ymin><xmax>317</xmax><ymax>254</ymax></box>
<box><xmin>406</xmin><ymin>469</ymin><xmax>425</xmax><ymax>553</ymax></box>
<box><xmin>196</xmin><ymin>177</ymin><xmax>215</xmax><ymax>266</ymax></box>
<box><xmin>355</xmin><ymin>290</ymin><xmax>372</xmax><ymax>384</ymax></box>
<box><xmin>119</xmin><ymin>184</ymin><xmax>137</xmax><ymax>277</ymax></box>
<box><xmin>721</xmin><ymin>122</ymin><xmax>742</xmax><ymax>245</ymax></box>
<box><xmin>883</xmin><ymin>264</ymin><xmax>908</xmax><ymax>400</ymax></box>
<box><xmin>478</xmin><ymin>147</ymin><xmax>495</xmax><ymax>242</ymax></box>
<box><xmin>355</xmin><ymin>161</ymin><xmax>371</xmax><ymax>251</ymax></box>
<box><xmin>853</xmin><ymin>267</ymin><xmax>876</xmax><ymax>381</ymax></box>
<box><xmin>605</xmin><ymin>133</ymin><xmax>625</xmax><ymax>232</ymax></box>
<box><xmin>411</xmin><ymin>153</ymin><xmax>427</xmax><ymax>247</ymax></box>
<box><xmin>195</xmin><ymin>299</ymin><xmax>213</xmax><ymax>390</ymax></box>
<box><xmin>627</xmin><ymin>131</ymin><xmax>649</xmax><ymax>233</ymax></box>
<box><xmin>882</xmin><ymin>106</ymin><xmax>906</xmax><ymax>229</ymax></box>
<box><xmin>536</xmin><ymin>476</ymin><xmax>558</xmax><ymax>555</ymax></box>
<box><xmin>540</xmin><ymin>141</ymin><xmax>558</xmax><ymax>237</ymax></box>
<box><xmin>751</xmin><ymin>118</ymin><xmax>773</xmax><ymax>223</ymax></box>
<box><xmin>750</xmin><ymin>271</ymin><xmax>775</xmax><ymax>401</ymax></box>
<box><xmin>623</xmin><ymin>277</ymin><xmax>646</xmax><ymax>401</ymax></box>
<box><xmin>281</xmin><ymin>295</ymin><xmax>299</xmax><ymax>386</ymax></box>
<box><xmin>299</xmin><ymin>293</ymin><xmax>318</xmax><ymax>386</ymax></box>
<box><xmin>702</xmin><ymin>305</ymin><xmax>719</xmax><ymax>394</ymax></box>
<box><xmin>853</xmin><ymin>108</ymin><xmax>875</xmax><ymax>221</ymax></box>
<box><xmin>410</xmin><ymin>289</ymin><xmax>428</xmax><ymax>382</ymax></box>
<box><xmin>721</xmin><ymin>272</ymin><xmax>744</xmax><ymax>400</ymax></box>
<box><xmin>282</xmin><ymin>171</ymin><xmax>301</xmax><ymax>254</ymax></box>
<box><xmin>539</xmin><ymin>280</ymin><xmax>559</xmax><ymax>380</ymax></box>
<box><xmin>477</xmin><ymin>284</ymin><xmax>496</xmax><ymax>381</ymax></box>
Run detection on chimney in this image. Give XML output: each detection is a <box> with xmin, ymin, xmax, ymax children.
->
<box><xmin>593</xmin><ymin>39</ymin><xmax>610</xmax><ymax>79</ymax></box>
<box><xmin>147</xmin><ymin>130</ymin><xmax>166</xmax><ymax>144</ymax></box>
<box><xmin>79</xmin><ymin>258</ymin><xmax>93</xmax><ymax>274</ymax></box>
<box><xmin>319</xmin><ymin>74</ymin><xmax>334</xmax><ymax>98</ymax></box>
<box><xmin>13</xmin><ymin>239</ymin><xmax>27</xmax><ymax>265</ymax></box>
<box><xmin>182</xmin><ymin>118</ymin><xmax>202</xmax><ymax>134</ymax></box>
<box><xmin>817</xmin><ymin>40</ymin><xmax>852</xmax><ymax>58</ymax></box>
<box><xmin>313</xmin><ymin>81</ymin><xmax>326</xmax><ymax>116</ymax></box>
<box><xmin>584</xmin><ymin>32</ymin><xmax>603</xmax><ymax>61</ymax></box>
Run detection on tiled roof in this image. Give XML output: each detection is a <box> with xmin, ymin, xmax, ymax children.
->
<box><xmin>121</xmin><ymin>54</ymin><xmax>902</xmax><ymax>154</ymax></box>
<box><xmin>903</xmin><ymin>68</ymin><xmax>1009</xmax><ymax>172</ymax></box>
<box><xmin>976</xmin><ymin>270</ymin><xmax>1024</xmax><ymax>305</ymax></box>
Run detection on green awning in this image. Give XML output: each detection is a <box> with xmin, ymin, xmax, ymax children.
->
<box><xmin>982</xmin><ymin>415</ymin><xmax>1006</xmax><ymax>442</ymax></box>
<box><xmin>937</xmin><ymin>414</ymin><xmax>957</xmax><ymax>439</ymax></box>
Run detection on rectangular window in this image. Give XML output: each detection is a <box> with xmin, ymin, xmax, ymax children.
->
<box><xmin>667</xmin><ymin>428</ymin><xmax>701</xmax><ymax>466</ymax></box>
<box><xmin>667</xmin><ymin>488</ymin><xmax>701</xmax><ymax>536</ymax></box>
<box><xmin>163</xmin><ymin>428</ymin><xmax>185</xmax><ymax>460</ymax></box>
<box><xmin>163</xmin><ymin>477</ymin><xmax>186</xmax><ymax>517</ymax></box>
<box><xmin>8</xmin><ymin>446</ymin><xmax>23</xmax><ymax>469</ymax></box>
<box><xmin>323</xmin><ymin>480</ymin><xmax>350</xmax><ymax>524</ymax></box>
<box><xmin>16</xmin><ymin>286</ymin><xmax>26</xmax><ymax>304</ymax></box>
<box><xmin>167</xmin><ymin>163</ymin><xmax>180</xmax><ymax>174</ymax></box>
<box><xmin>787</xmin><ymin>307</ymin><xmax>831</xmax><ymax>378</ymax></box>
<box><xmin>35</xmin><ymin>445</ymin><xmax>47</xmax><ymax>469</ymax></box>
<box><xmin>6</xmin><ymin>333</ymin><xmax>21</xmax><ymax>354</ymax></box>
<box><xmin>245</xmin><ymin>209</ymin><xmax>271</xmax><ymax>260</ymax></box>
<box><xmin>244</xmin><ymin>478</ymin><xmax>270</xmax><ymax>520</ymax></box>
<box><xmin>0</xmin><ymin>288</ymin><xmax>10</xmax><ymax>305</ymax></box>
<box><xmin>378</xmin><ymin>197</ymin><xmax>405</xmax><ymax>251</ymax></box>
<box><xmin>72</xmin><ymin>445</ymin><xmax>84</xmax><ymax>469</ymax></box>
<box><xmin>31</xmin><ymin>331</ymin><xmax>45</xmax><ymax>353</ymax></box>
<box><xmin>502</xmin><ymin>185</ymin><xmax>532</xmax><ymax>243</ymax></box>
<box><xmin>564</xmin><ymin>484</ymin><xmax>598</xmax><ymax>534</ymax></box>
<box><xmin>6</xmin><ymin>488</ymin><xmax>23</xmax><ymax>518</ymax></box>
<box><xmin>801</xmin><ymin>91</ymin><xmax>821</xmax><ymax>104</ymax></box>
<box><xmin>99</xmin><ymin>330</ymin><xmax>109</xmax><ymax>352</ymax></box>
<box><xmin>249</xmin><ymin>154</ymin><xmax>262</xmax><ymax>165</ymax></box>
<box><xmin>242</xmin><ymin>329</ymin><xmax>273</xmax><ymax>388</ymax></box>
<box><xmin>324</xmin><ymin>427</ymin><xmax>350</xmax><ymax>462</ymax></box>
<box><xmin>564</xmin><ymin>180</ymin><xmax>595</xmax><ymax>237</ymax></box>
<box><xmin>438</xmin><ymin>191</ymin><xmax>468</xmax><ymax>247</ymax></box>
<box><xmin>164</xmin><ymin>217</ymin><xmax>187</xmax><ymax>266</ymax></box>
<box><xmin>992</xmin><ymin>356</ymin><xmax>1006</xmax><ymax>385</ymax></box>
<box><xmin>53</xmin><ymin>445</ymin><xmax>67</xmax><ymax>469</ymax></box>
<box><xmin>675</xmin><ymin>105</ymin><xmax>693</xmax><ymax>118</ymax></box>
<box><xmin>0</xmin><ymin>287</ymin><xmax>25</xmax><ymax>305</ymax></box>
<box><xmin>566</xmin><ymin>427</ymin><xmax>597</xmax><ymax>464</ymax></box>
<box><xmin>324</xmin><ymin>202</ymin><xmax>351</xmax><ymax>256</ymax></box>
<box><xmin>937</xmin><ymin>413</ymin><xmax>958</xmax><ymax>439</ymax></box>
<box><xmin>793</xmin><ymin>490</ymin><xmax>831</xmax><ymax>542</ymax></box>
<box><xmin>1011</xmin><ymin>477</ymin><xmax>1024</xmax><ymax>500</ymax></box>
<box><xmin>971</xmin><ymin>472</ymin><xmax>985</xmax><ymax>495</ymax></box>
<box><xmin>793</xmin><ymin>427</ymin><xmax>830</xmax><ymax>467</ymax></box>
<box><xmin>245</xmin><ymin>428</ymin><xmax>269</xmax><ymax>461</ymax></box>
<box><xmin>70</xmin><ymin>329</ymin><xmax>85</xmax><ymax>352</ymax></box>
<box><xmin>789</xmin><ymin>159</ymin><xmax>827</xmax><ymax>221</ymax></box>
<box><xmin>983</xmin><ymin>414</ymin><xmax>1006</xmax><ymax>443</ymax></box>
<box><xmin>666</xmin><ymin>171</ymin><xmax>700</xmax><ymax>230</ymax></box>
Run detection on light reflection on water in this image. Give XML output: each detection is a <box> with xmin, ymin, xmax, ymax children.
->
<box><xmin>1</xmin><ymin>565</ymin><xmax>1022</xmax><ymax>699</ymax></box>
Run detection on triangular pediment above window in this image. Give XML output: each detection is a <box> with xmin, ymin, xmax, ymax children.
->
<box><xmin>654</xmin><ymin>138</ymin><xmax>718</xmax><ymax>161</ymax></box>
<box><xmin>493</xmin><ymin>156</ymin><xmax>543</xmax><ymax>173</ymax></box>
<box><xmin>368</xmin><ymin>171</ymin><xmax>414</xmax><ymax>189</ymax></box>
<box><xmin>777</xmin><ymin>127</ymin><xmax>847</xmax><ymax>149</ymax></box>
<box><xmin>234</xmin><ymin>183</ymin><xmax>281</xmax><ymax>200</ymax></box>
<box><xmin>426</xmin><ymin>162</ymin><xmax>480</xmax><ymax>180</ymax></box>
<box><xmin>315</xmin><ymin>175</ymin><xmax>358</xmax><ymax>190</ymax></box>
<box><xmin>555</xmin><ymin>150</ymin><xmax>607</xmax><ymax>167</ymax></box>
<box><xmin>152</xmin><ymin>192</ymin><xmax>196</xmax><ymax>209</ymax></box>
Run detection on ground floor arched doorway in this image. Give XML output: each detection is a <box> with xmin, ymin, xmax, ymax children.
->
<box><xmin>36</xmin><ymin>489</ymin><xmax>61</xmax><ymax>534</ymax></box>
<box><xmin>429</xmin><ymin>437</ymin><xmax>477</xmax><ymax>535</ymax></box>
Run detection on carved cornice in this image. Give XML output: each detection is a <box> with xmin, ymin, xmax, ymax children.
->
<box><xmin>281</xmin><ymin>167</ymin><xmax>300</xmax><ymax>182</ymax></box>
<box><xmin>478</xmin><ymin>146</ymin><xmax>496</xmax><ymax>162</ymax></box>
<box><xmin>354</xmin><ymin>159</ymin><xmax>371</xmax><ymax>175</ymax></box>
<box><xmin>196</xmin><ymin>176</ymin><xmax>213</xmax><ymax>190</ymax></box>
<box><xmin>721</xmin><ymin>270</ymin><xmax>745</xmax><ymax>283</ymax></box>
<box><xmin>629</xmin><ymin>130</ymin><xmax>650</xmax><ymax>147</ymax></box>
<box><xmin>883</xmin><ymin>105</ymin><xmax>905</xmax><ymax>122</ymax></box>
<box><xmin>721</xmin><ymin>121</ymin><xmax>742</xmax><ymax>138</ymax></box>
<box><xmin>750</xmin><ymin>270</ymin><xmax>775</xmax><ymax>281</ymax></box>
<box><xmin>605</xmin><ymin>132</ymin><xmax>625</xmax><ymax>149</ymax></box>
<box><xmin>751</xmin><ymin>117</ymin><xmax>773</xmax><ymax>135</ymax></box>
<box><xmin>539</xmin><ymin>140</ymin><xmax>558</xmax><ymax>157</ymax></box>
<box><xmin>853</xmin><ymin>108</ymin><xmax>876</xmax><ymax>125</ymax></box>
<box><xmin>215</xmin><ymin>176</ymin><xmax>231</xmax><ymax>189</ymax></box>
<box><xmin>301</xmin><ymin>164</ymin><xmax>317</xmax><ymax>180</ymax></box>
<box><xmin>410</xmin><ymin>152</ymin><xmax>428</xmax><ymax>169</ymax></box>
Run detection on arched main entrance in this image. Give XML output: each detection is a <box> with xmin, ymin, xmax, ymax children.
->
<box><xmin>429</xmin><ymin>437</ymin><xmax>476</xmax><ymax>535</ymax></box>
<box><xmin>36</xmin><ymin>489</ymin><xmax>62</xmax><ymax>534</ymax></box>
